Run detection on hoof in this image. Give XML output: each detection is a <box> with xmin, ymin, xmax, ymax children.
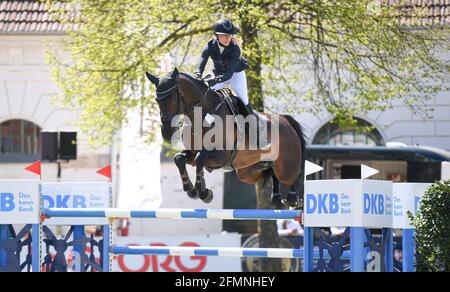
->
<box><xmin>296</xmin><ymin>198</ymin><xmax>304</xmax><ymax>210</ymax></box>
<box><xmin>271</xmin><ymin>194</ymin><xmax>288</xmax><ymax>210</ymax></box>
<box><xmin>286</xmin><ymin>192</ymin><xmax>299</xmax><ymax>207</ymax></box>
<box><xmin>287</xmin><ymin>192</ymin><xmax>304</xmax><ymax>209</ymax></box>
<box><xmin>187</xmin><ymin>189</ymin><xmax>199</xmax><ymax>199</ymax></box>
<box><xmin>199</xmin><ymin>189</ymin><xmax>213</xmax><ymax>203</ymax></box>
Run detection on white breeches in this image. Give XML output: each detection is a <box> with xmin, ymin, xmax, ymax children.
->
<box><xmin>212</xmin><ymin>70</ymin><xmax>249</xmax><ymax>105</ymax></box>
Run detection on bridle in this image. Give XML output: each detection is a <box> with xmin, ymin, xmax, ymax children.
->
<box><xmin>156</xmin><ymin>77</ymin><xmax>213</xmax><ymax>127</ymax></box>
<box><xmin>156</xmin><ymin>84</ymin><xmax>185</xmax><ymax>125</ymax></box>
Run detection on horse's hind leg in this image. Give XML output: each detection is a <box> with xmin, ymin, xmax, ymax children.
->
<box><xmin>287</xmin><ymin>156</ymin><xmax>305</xmax><ymax>209</ymax></box>
<box><xmin>236</xmin><ymin>163</ymin><xmax>287</xmax><ymax>209</ymax></box>
<box><xmin>270</xmin><ymin>169</ymin><xmax>287</xmax><ymax>209</ymax></box>
<box><xmin>174</xmin><ymin>151</ymin><xmax>198</xmax><ymax>199</ymax></box>
<box><xmin>273</xmin><ymin>155</ymin><xmax>303</xmax><ymax>209</ymax></box>
<box><xmin>194</xmin><ymin>149</ymin><xmax>213</xmax><ymax>203</ymax></box>
<box><xmin>287</xmin><ymin>176</ymin><xmax>303</xmax><ymax>209</ymax></box>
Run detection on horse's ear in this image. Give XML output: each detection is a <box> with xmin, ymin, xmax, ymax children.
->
<box><xmin>145</xmin><ymin>72</ymin><xmax>159</xmax><ymax>86</ymax></box>
<box><xmin>170</xmin><ymin>67</ymin><xmax>179</xmax><ymax>79</ymax></box>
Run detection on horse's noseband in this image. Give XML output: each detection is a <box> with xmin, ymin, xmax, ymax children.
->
<box><xmin>156</xmin><ymin>85</ymin><xmax>178</xmax><ymax>101</ymax></box>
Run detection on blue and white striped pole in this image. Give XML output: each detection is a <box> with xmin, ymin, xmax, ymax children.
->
<box><xmin>43</xmin><ymin>208</ymin><xmax>302</xmax><ymax>220</ymax></box>
<box><xmin>111</xmin><ymin>246</ymin><xmax>351</xmax><ymax>259</ymax></box>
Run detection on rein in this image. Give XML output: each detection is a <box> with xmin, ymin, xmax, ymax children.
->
<box><xmin>158</xmin><ymin>77</ymin><xmax>218</xmax><ymax>125</ymax></box>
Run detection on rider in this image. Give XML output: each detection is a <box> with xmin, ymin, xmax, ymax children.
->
<box><xmin>194</xmin><ymin>19</ymin><xmax>255</xmax><ymax>117</ymax></box>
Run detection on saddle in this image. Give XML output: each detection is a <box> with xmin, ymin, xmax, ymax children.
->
<box><xmin>213</xmin><ymin>88</ymin><xmax>271</xmax><ymax>149</ymax></box>
<box><xmin>201</xmin><ymin>88</ymin><xmax>272</xmax><ymax>173</ymax></box>
<box><xmin>214</xmin><ymin>89</ymin><xmax>269</xmax><ymax>122</ymax></box>
<box><xmin>214</xmin><ymin>88</ymin><xmax>249</xmax><ymax>117</ymax></box>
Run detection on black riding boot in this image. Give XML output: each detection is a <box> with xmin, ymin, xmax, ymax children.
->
<box><xmin>245</xmin><ymin>103</ymin><xmax>256</xmax><ymax>117</ymax></box>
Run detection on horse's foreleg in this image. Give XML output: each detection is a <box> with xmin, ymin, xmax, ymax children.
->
<box><xmin>174</xmin><ymin>151</ymin><xmax>198</xmax><ymax>199</ymax></box>
<box><xmin>194</xmin><ymin>150</ymin><xmax>214</xmax><ymax>203</ymax></box>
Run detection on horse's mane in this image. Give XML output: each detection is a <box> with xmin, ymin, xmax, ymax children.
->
<box><xmin>179</xmin><ymin>72</ymin><xmax>209</xmax><ymax>92</ymax></box>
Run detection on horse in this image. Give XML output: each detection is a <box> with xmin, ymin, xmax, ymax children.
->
<box><xmin>146</xmin><ymin>68</ymin><xmax>306</xmax><ymax>209</ymax></box>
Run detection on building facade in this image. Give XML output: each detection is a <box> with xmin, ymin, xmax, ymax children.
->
<box><xmin>0</xmin><ymin>1</ymin><xmax>110</xmax><ymax>181</ymax></box>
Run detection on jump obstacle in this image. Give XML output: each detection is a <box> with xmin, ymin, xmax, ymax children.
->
<box><xmin>0</xmin><ymin>179</ymin><xmax>424</xmax><ymax>272</ymax></box>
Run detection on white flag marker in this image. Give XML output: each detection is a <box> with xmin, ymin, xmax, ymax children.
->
<box><xmin>361</xmin><ymin>164</ymin><xmax>379</xmax><ymax>179</ymax></box>
<box><xmin>305</xmin><ymin>160</ymin><xmax>323</xmax><ymax>179</ymax></box>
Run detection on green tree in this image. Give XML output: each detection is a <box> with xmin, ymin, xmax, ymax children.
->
<box><xmin>411</xmin><ymin>181</ymin><xmax>450</xmax><ymax>272</ymax></box>
<box><xmin>44</xmin><ymin>0</ymin><xmax>449</xmax><ymax>271</ymax></box>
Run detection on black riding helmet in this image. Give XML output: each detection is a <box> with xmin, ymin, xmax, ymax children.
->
<box><xmin>213</xmin><ymin>19</ymin><xmax>238</xmax><ymax>35</ymax></box>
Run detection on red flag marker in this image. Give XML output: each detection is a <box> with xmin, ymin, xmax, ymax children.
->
<box><xmin>97</xmin><ymin>165</ymin><xmax>112</xmax><ymax>181</ymax></box>
<box><xmin>25</xmin><ymin>160</ymin><xmax>41</xmax><ymax>178</ymax></box>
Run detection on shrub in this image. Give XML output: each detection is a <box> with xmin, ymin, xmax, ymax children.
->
<box><xmin>411</xmin><ymin>180</ymin><xmax>450</xmax><ymax>272</ymax></box>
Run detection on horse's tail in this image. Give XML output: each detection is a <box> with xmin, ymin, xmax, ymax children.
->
<box><xmin>282</xmin><ymin>115</ymin><xmax>306</xmax><ymax>188</ymax></box>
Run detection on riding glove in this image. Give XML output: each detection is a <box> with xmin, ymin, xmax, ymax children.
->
<box><xmin>207</xmin><ymin>75</ymin><xmax>222</xmax><ymax>87</ymax></box>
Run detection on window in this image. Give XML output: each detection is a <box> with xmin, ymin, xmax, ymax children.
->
<box><xmin>0</xmin><ymin>120</ymin><xmax>41</xmax><ymax>155</ymax></box>
<box><xmin>312</xmin><ymin>118</ymin><xmax>385</xmax><ymax>146</ymax></box>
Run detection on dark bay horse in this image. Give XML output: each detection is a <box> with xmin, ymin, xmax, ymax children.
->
<box><xmin>146</xmin><ymin>68</ymin><xmax>305</xmax><ymax>209</ymax></box>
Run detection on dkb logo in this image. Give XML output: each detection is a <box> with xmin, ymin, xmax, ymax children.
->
<box><xmin>363</xmin><ymin>193</ymin><xmax>385</xmax><ymax>215</ymax></box>
<box><xmin>42</xmin><ymin>195</ymin><xmax>87</xmax><ymax>208</ymax></box>
<box><xmin>305</xmin><ymin>193</ymin><xmax>339</xmax><ymax>214</ymax></box>
<box><xmin>0</xmin><ymin>193</ymin><xmax>15</xmax><ymax>212</ymax></box>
